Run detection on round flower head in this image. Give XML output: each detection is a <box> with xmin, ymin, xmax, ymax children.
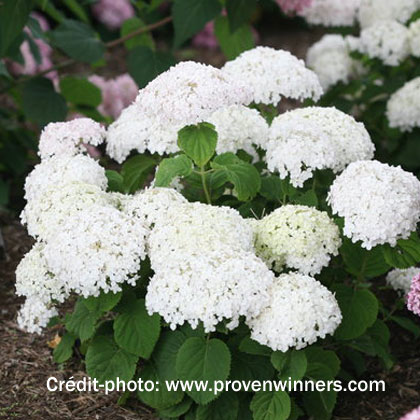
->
<box><xmin>358</xmin><ymin>0</ymin><xmax>419</xmax><ymax>28</ymax></box>
<box><xmin>254</xmin><ymin>205</ymin><xmax>341</xmax><ymax>275</ymax></box>
<box><xmin>386</xmin><ymin>267</ymin><xmax>420</xmax><ymax>295</ymax></box>
<box><xmin>17</xmin><ymin>296</ymin><xmax>58</xmax><ymax>334</ymax></box>
<box><xmin>297</xmin><ymin>0</ymin><xmax>361</xmax><ymax>27</ymax></box>
<box><xmin>136</xmin><ymin>61</ymin><xmax>252</xmax><ymax>127</ymax></box>
<box><xmin>21</xmin><ymin>182</ymin><xmax>120</xmax><ymax>240</ymax></box>
<box><xmin>43</xmin><ymin>205</ymin><xmax>148</xmax><ymax>298</ymax></box>
<box><xmin>247</xmin><ymin>273</ymin><xmax>342</xmax><ymax>352</ymax></box>
<box><xmin>328</xmin><ymin>160</ymin><xmax>420</xmax><ymax>249</ymax></box>
<box><xmin>23</xmin><ymin>155</ymin><xmax>107</xmax><ymax>202</ymax></box>
<box><xmin>359</xmin><ymin>20</ymin><xmax>410</xmax><ymax>66</ymax></box>
<box><xmin>386</xmin><ymin>77</ymin><xmax>420</xmax><ymax>132</ymax></box>
<box><xmin>265</xmin><ymin>107</ymin><xmax>375</xmax><ymax>187</ymax></box>
<box><xmin>407</xmin><ymin>274</ymin><xmax>420</xmax><ymax>317</ymax></box>
<box><xmin>408</xmin><ymin>20</ymin><xmax>420</xmax><ymax>57</ymax></box>
<box><xmin>91</xmin><ymin>0</ymin><xmax>134</xmax><ymax>30</ymax></box>
<box><xmin>400</xmin><ymin>407</ymin><xmax>420</xmax><ymax>420</ymax></box>
<box><xmin>306</xmin><ymin>35</ymin><xmax>363</xmax><ymax>90</ymax></box>
<box><xmin>207</xmin><ymin>105</ymin><xmax>269</xmax><ymax>155</ymax></box>
<box><xmin>222</xmin><ymin>47</ymin><xmax>323</xmax><ymax>106</ymax></box>
<box><xmin>38</xmin><ymin>118</ymin><xmax>106</xmax><ymax>160</ymax></box>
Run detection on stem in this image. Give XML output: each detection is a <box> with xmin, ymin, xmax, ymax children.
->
<box><xmin>200</xmin><ymin>165</ymin><xmax>211</xmax><ymax>204</ymax></box>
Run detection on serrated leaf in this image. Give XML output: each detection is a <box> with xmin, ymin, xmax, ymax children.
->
<box><xmin>239</xmin><ymin>336</ymin><xmax>272</xmax><ymax>356</ymax></box>
<box><xmin>60</xmin><ymin>76</ymin><xmax>102</xmax><ymax>107</ymax></box>
<box><xmin>230</xmin><ymin>351</ymin><xmax>274</xmax><ymax>382</ymax></box>
<box><xmin>259</xmin><ymin>176</ymin><xmax>297</xmax><ymax>202</ymax></box>
<box><xmin>120</xmin><ymin>154</ymin><xmax>156</xmax><ymax>193</ymax></box>
<box><xmin>154</xmin><ymin>154</ymin><xmax>193</xmax><ymax>187</ymax></box>
<box><xmin>121</xmin><ymin>17</ymin><xmax>155</xmax><ymax>50</ymax></box>
<box><xmin>158</xmin><ymin>397</ymin><xmax>193</xmax><ymax>418</ymax></box>
<box><xmin>114</xmin><ymin>298</ymin><xmax>161</xmax><ymax>358</ymax></box>
<box><xmin>382</xmin><ymin>233</ymin><xmax>420</xmax><ymax>269</ymax></box>
<box><xmin>196</xmin><ymin>392</ymin><xmax>239</xmax><ymax>420</ymax></box>
<box><xmin>303</xmin><ymin>390</ymin><xmax>337</xmax><ymax>419</ymax></box>
<box><xmin>305</xmin><ymin>347</ymin><xmax>340</xmax><ymax>380</ymax></box>
<box><xmin>173</xmin><ymin>0</ymin><xmax>222</xmax><ymax>47</ymax></box>
<box><xmin>293</xmin><ymin>190</ymin><xmax>318</xmax><ymax>207</ymax></box>
<box><xmin>176</xmin><ymin>337</ymin><xmax>231</xmax><ymax>404</ymax></box>
<box><xmin>53</xmin><ymin>332</ymin><xmax>76</xmax><ymax>363</ymax></box>
<box><xmin>271</xmin><ymin>350</ymin><xmax>307</xmax><ymax>382</ymax></box>
<box><xmin>250</xmin><ymin>390</ymin><xmax>291</xmax><ymax>420</ymax></box>
<box><xmin>226</xmin><ymin>0</ymin><xmax>257</xmax><ymax>32</ymax></box>
<box><xmin>106</xmin><ymin>170</ymin><xmax>125</xmax><ymax>193</ymax></box>
<box><xmin>86</xmin><ymin>335</ymin><xmax>138</xmax><ymax>384</ymax></box>
<box><xmin>51</xmin><ymin>19</ymin><xmax>105</xmax><ymax>63</ymax></box>
<box><xmin>84</xmin><ymin>291</ymin><xmax>122</xmax><ymax>313</ymax></box>
<box><xmin>66</xmin><ymin>299</ymin><xmax>102</xmax><ymax>341</ymax></box>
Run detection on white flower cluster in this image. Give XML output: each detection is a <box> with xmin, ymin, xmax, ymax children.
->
<box><xmin>265</xmin><ymin>107</ymin><xmax>375</xmax><ymax>187</ymax></box>
<box><xmin>136</xmin><ymin>61</ymin><xmax>252</xmax><ymax>127</ymax></box>
<box><xmin>386</xmin><ymin>267</ymin><xmax>420</xmax><ymax>295</ymax></box>
<box><xmin>386</xmin><ymin>77</ymin><xmax>420</xmax><ymax>131</ymax></box>
<box><xmin>306</xmin><ymin>35</ymin><xmax>364</xmax><ymax>90</ymax></box>
<box><xmin>408</xmin><ymin>19</ymin><xmax>420</xmax><ymax>57</ymax></box>
<box><xmin>298</xmin><ymin>0</ymin><xmax>361</xmax><ymax>27</ymax></box>
<box><xmin>359</xmin><ymin>20</ymin><xmax>410</xmax><ymax>66</ymax></box>
<box><xmin>247</xmin><ymin>273</ymin><xmax>342</xmax><ymax>352</ymax></box>
<box><xmin>222</xmin><ymin>47</ymin><xmax>323</xmax><ymax>106</ymax></box>
<box><xmin>38</xmin><ymin>118</ymin><xmax>106</xmax><ymax>160</ymax></box>
<box><xmin>17</xmin><ymin>296</ymin><xmax>59</xmax><ymax>334</ymax></box>
<box><xmin>358</xmin><ymin>0</ymin><xmax>419</xmax><ymax>28</ymax></box>
<box><xmin>146</xmin><ymin>202</ymin><xmax>274</xmax><ymax>332</ymax></box>
<box><xmin>328</xmin><ymin>160</ymin><xmax>420</xmax><ymax>249</ymax></box>
<box><xmin>253</xmin><ymin>205</ymin><xmax>341</xmax><ymax>275</ymax></box>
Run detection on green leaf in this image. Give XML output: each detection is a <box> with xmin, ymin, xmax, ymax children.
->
<box><xmin>114</xmin><ymin>298</ymin><xmax>161</xmax><ymax>358</ymax></box>
<box><xmin>173</xmin><ymin>0</ymin><xmax>222</xmax><ymax>47</ymax></box>
<box><xmin>154</xmin><ymin>154</ymin><xmax>193</xmax><ymax>187</ymax></box>
<box><xmin>120</xmin><ymin>154</ymin><xmax>157</xmax><ymax>193</ymax></box>
<box><xmin>51</xmin><ymin>19</ymin><xmax>105</xmax><ymax>63</ymax></box>
<box><xmin>305</xmin><ymin>347</ymin><xmax>340</xmax><ymax>380</ymax></box>
<box><xmin>214</xmin><ymin>16</ymin><xmax>254</xmax><ymax>60</ymax></box>
<box><xmin>158</xmin><ymin>397</ymin><xmax>193</xmax><ymax>418</ymax></box>
<box><xmin>66</xmin><ymin>299</ymin><xmax>102</xmax><ymax>341</ymax></box>
<box><xmin>303</xmin><ymin>390</ymin><xmax>337</xmax><ymax>420</ymax></box>
<box><xmin>22</xmin><ymin>77</ymin><xmax>68</xmax><ymax>127</ymax></box>
<box><xmin>211</xmin><ymin>153</ymin><xmax>261</xmax><ymax>201</ymax></box>
<box><xmin>333</xmin><ymin>285</ymin><xmax>378</xmax><ymax>340</ymax></box>
<box><xmin>121</xmin><ymin>17</ymin><xmax>155</xmax><ymax>50</ymax></box>
<box><xmin>0</xmin><ymin>0</ymin><xmax>33</xmax><ymax>57</ymax></box>
<box><xmin>86</xmin><ymin>335</ymin><xmax>138</xmax><ymax>384</ymax></box>
<box><xmin>128</xmin><ymin>46</ymin><xmax>176</xmax><ymax>88</ymax></box>
<box><xmin>175</xmin><ymin>337</ymin><xmax>231</xmax><ymax>404</ymax></box>
<box><xmin>367</xmin><ymin>320</ymin><xmax>393</xmax><ymax>369</ymax></box>
<box><xmin>382</xmin><ymin>233</ymin><xmax>420</xmax><ymax>269</ymax></box>
<box><xmin>106</xmin><ymin>170</ymin><xmax>125</xmax><ymax>193</ymax></box>
<box><xmin>259</xmin><ymin>176</ymin><xmax>297</xmax><ymax>202</ymax></box>
<box><xmin>230</xmin><ymin>351</ymin><xmax>274</xmax><ymax>382</ymax></box>
<box><xmin>390</xmin><ymin>315</ymin><xmax>420</xmax><ymax>339</ymax></box>
<box><xmin>63</xmin><ymin>0</ymin><xmax>90</xmax><ymax>24</ymax></box>
<box><xmin>341</xmin><ymin>238</ymin><xmax>390</xmax><ymax>279</ymax></box>
<box><xmin>178</xmin><ymin>122</ymin><xmax>218</xmax><ymax>167</ymax></box>
<box><xmin>138</xmin><ymin>363</ymin><xmax>184</xmax><ymax>409</ymax></box>
<box><xmin>271</xmin><ymin>350</ymin><xmax>307</xmax><ymax>382</ymax></box>
<box><xmin>84</xmin><ymin>291</ymin><xmax>122</xmax><ymax>313</ymax></box>
<box><xmin>226</xmin><ymin>0</ymin><xmax>257</xmax><ymax>32</ymax></box>
<box><xmin>60</xmin><ymin>76</ymin><xmax>102</xmax><ymax>107</ymax></box>
<box><xmin>196</xmin><ymin>392</ymin><xmax>239</xmax><ymax>420</ymax></box>
<box><xmin>0</xmin><ymin>61</ymin><xmax>10</xmax><ymax>78</ymax></box>
<box><xmin>293</xmin><ymin>190</ymin><xmax>318</xmax><ymax>207</ymax></box>
<box><xmin>239</xmin><ymin>336</ymin><xmax>272</xmax><ymax>356</ymax></box>
<box><xmin>53</xmin><ymin>332</ymin><xmax>76</xmax><ymax>363</ymax></box>
<box><xmin>250</xmin><ymin>391</ymin><xmax>291</xmax><ymax>420</ymax></box>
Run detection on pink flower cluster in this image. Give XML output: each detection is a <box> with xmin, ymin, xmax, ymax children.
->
<box><xmin>91</xmin><ymin>0</ymin><xmax>135</xmax><ymax>30</ymax></box>
<box><xmin>8</xmin><ymin>12</ymin><xmax>57</xmax><ymax>81</ymax></box>
<box><xmin>400</xmin><ymin>407</ymin><xmax>420</xmax><ymax>420</ymax></box>
<box><xmin>407</xmin><ymin>273</ymin><xmax>420</xmax><ymax>317</ymax></box>
<box><xmin>276</xmin><ymin>0</ymin><xmax>313</xmax><ymax>14</ymax></box>
<box><xmin>89</xmin><ymin>74</ymin><xmax>138</xmax><ymax>119</ymax></box>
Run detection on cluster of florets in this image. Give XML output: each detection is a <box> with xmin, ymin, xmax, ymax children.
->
<box><xmin>386</xmin><ymin>268</ymin><xmax>420</xmax><ymax>295</ymax></box>
<box><xmin>408</xmin><ymin>19</ymin><xmax>420</xmax><ymax>57</ymax></box>
<box><xmin>407</xmin><ymin>274</ymin><xmax>420</xmax><ymax>317</ymax></box>
<box><xmin>253</xmin><ymin>205</ymin><xmax>341</xmax><ymax>275</ymax></box>
<box><xmin>276</xmin><ymin>0</ymin><xmax>313</xmax><ymax>14</ymax></box>
<box><xmin>386</xmin><ymin>77</ymin><xmax>420</xmax><ymax>132</ymax></box>
<box><xmin>91</xmin><ymin>0</ymin><xmax>134</xmax><ymax>30</ymax></box>
<box><xmin>328</xmin><ymin>160</ymin><xmax>420</xmax><ymax>249</ymax></box>
<box><xmin>265</xmin><ymin>107</ymin><xmax>375</xmax><ymax>187</ymax></box>
<box><xmin>400</xmin><ymin>406</ymin><xmax>420</xmax><ymax>420</ymax></box>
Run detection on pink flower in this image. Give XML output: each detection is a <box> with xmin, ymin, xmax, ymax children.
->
<box><xmin>89</xmin><ymin>74</ymin><xmax>138</xmax><ymax>119</ymax></box>
<box><xmin>400</xmin><ymin>407</ymin><xmax>420</xmax><ymax>420</ymax></box>
<box><xmin>276</xmin><ymin>0</ymin><xmax>313</xmax><ymax>14</ymax></box>
<box><xmin>91</xmin><ymin>0</ymin><xmax>135</xmax><ymax>30</ymax></box>
<box><xmin>407</xmin><ymin>274</ymin><xmax>420</xmax><ymax>317</ymax></box>
<box><xmin>192</xmin><ymin>21</ymin><xmax>219</xmax><ymax>49</ymax></box>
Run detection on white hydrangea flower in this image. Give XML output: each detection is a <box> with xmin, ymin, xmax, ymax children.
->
<box><xmin>136</xmin><ymin>61</ymin><xmax>252</xmax><ymax>127</ymax></box>
<box><xmin>386</xmin><ymin>77</ymin><xmax>420</xmax><ymax>131</ymax></box>
<box><xmin>265</xmin><ymin>107</ymin><xmax>375</xmax><ymax>187</ymax></box>
<box><xmin>306</xmin><ymin>35</ymin><xmax>363</xmax><ymax>90</ymax></box>
<box><xmin>358</xmin><ymin>0</ymin><xmax>419</xmax><ymax>28</ymax></box>
<box><xmin>38</xmin><ymin>118</ymin><xmax>106</xmax><ymax>160</ymax></box>
<box><xmin>359</xmin><ymin>20</ymin><xmax>410</xmax><ymax>66</ymax></box>
<box><xmin>247</xmin><ymin>273</ymin><xmax>342</xmax><ymax>352</ymax></box>
<box><xmin>328</xmin><ymin>160</ymin><xmax>420</xmax><ymax>249</ymax></box>
<box><xmin>17</xmin><ymin>296</ymin><xmax>58</xmax><ymax>335</ymax></box>
<box><xmin>207</xmin><ymin>105</ymin><xmax>269</xmax><ymax>155</ymax></box>
<box><xmin>298</xmin><ymin>0</ymin><xmax>361</xmax><ymax>27</ymax></box>
<box><xmin>21</xmin><ymin>182</ymin><xmax>120</xmax><ymax>240</ymax></box>
<box><xmin>43</xmin><ymin>205</ymin><xmax>148</xmax><ymax>298</ymax></box>
<box><xmin>23</xmin><ymin>155</ymin><xmax>107</xmax><ymax>202</ymax></box>
<box><xmin>15</xmin><ymin>242</ymin><xmax>68</xmax><ymax>305</ymax></box>
<box><xmin>253</xmin><ymin>205</ymin><xmax>341</xmax><ymax>275</ymax></box>
<box><xmin>222</xmin><ymin>47</ymin><xmax>323</xmax><ymax>106</ymax></box>
<box><xmin>386</xmin><ymin>267</ymin><xmax>420</xmax><ymax>295</ymax></box>
<box><xmin>408</xmin><ymin>19</ymin><xmax>420</xmax><ymax>57</ymax></box>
